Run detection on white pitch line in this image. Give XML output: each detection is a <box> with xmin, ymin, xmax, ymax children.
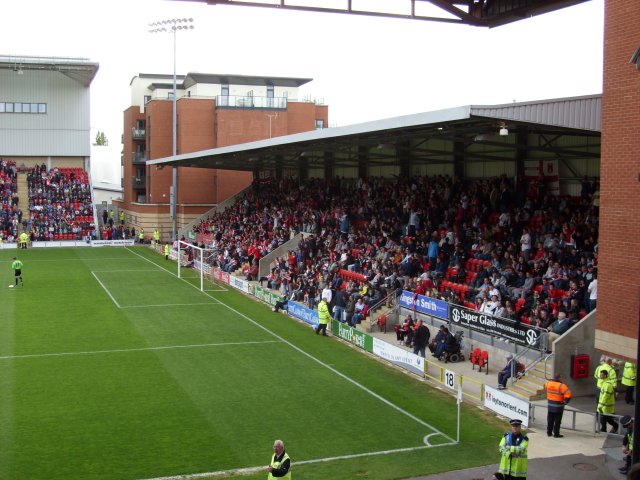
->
<box><xmin>0</xmin><ymin>257</ymin><xmax>134</xmax><ymax>263</ymax></box>
<box><xmin>91</xmin><ymin>271</ymin><xmax>121</xmax><ymax>308</ymax></box>
<box><xmin>138</xmin><ymin>442</ymin><xmax>456</xmax><ymax>480</ymax></box>
<box><xmin>125</xmin><ymin>247</ymin><xmax>456</xmax><ymax>445</ymax></box>
<box><xmin>125</xmin><ymin>247</ymin><xmax>230</xmax><ymax>294</ymax></box>
<box><xmin>0</xmin><ymin>340</ymin><xmax>282</xmax><ymax>361</ymax></box>
<box><xmin>120</xmin><ymin>302</ymin><xmax>222</xmax><ymax>309</ymax></box>
<box><xmin>91</xmin><ymin>269</ymin><xmax>163</xmax><ymax>273</ymax></box>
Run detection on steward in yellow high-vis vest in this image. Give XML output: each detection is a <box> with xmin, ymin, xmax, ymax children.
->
<box><xmin>165</xmin><ymin>243</ymin><xmax>170</xmax><ymax>260</ymax></box>
<box><xmin>598</xmin><ymin>370</ymin><xmax>619</xmax><ymax>433</ymax></box>
<box><xmin>267</xmin><ymin>439</ymin><xmax>291</xmax><ymax>480</ymax></box>
<box><xmin>314</xmin><ymin>298</ymin><xmax>330</xmax><ymax>336</ymax></box>
<box><xmin>498</xmin><ymin>419</ymin><xmax>528</xmax><ymax>479</ymax></box>
<box><xmin>622</xmin><ymin>362</ymin><xmax>636</xmax><ymax>404</ymax></box>
<box><xmin>594</xmin><ymin>358</ymin><xmax>617</xmax><ymax>398</ymax></box>
<box><xmin>621</xmin><ymin>415</ymin><xmax>634</xmax><ymax>474</ymax></box>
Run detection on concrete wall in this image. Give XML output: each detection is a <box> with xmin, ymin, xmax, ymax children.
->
<box><xmin>553</xmin><ymin>311</ymin><xmax>597</xmax><ymax>397</ymax></box>
<box><xmin>258</xmin><ymin>232</ymin><xmax>308</xmax><ymax>279</ymax></box>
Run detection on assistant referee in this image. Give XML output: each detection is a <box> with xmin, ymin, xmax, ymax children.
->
<box><xmin>11</xmin><ymin>256</ymin><xmax>24</xmax><ymax>286</ymax></box>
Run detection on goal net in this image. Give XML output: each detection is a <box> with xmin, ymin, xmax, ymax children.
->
<box><xmin>177</xmin><ymin>240</ymin><xmax>217</xmax><ymax>291</ymax></box>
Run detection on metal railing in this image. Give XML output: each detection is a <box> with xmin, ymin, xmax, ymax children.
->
<box><xmin>132</xmin><ymin>128</ymin><xmax>145</xmax><ymax>140</ymax></box>
<box><xmin>424</xmin><ymin>357</ymin><xmax>485</xmax><ymax>403</ymax></box>
<box><xmin>131</xmin><ymin>176</ymin><xmax>146</xmax><ymax>189</ymax></box>
<box><xmin>132</xmin><ymin>152</ymin><xmax>146</xmax><ymax>164</ymax></box>
<box><xmin>216</xmin><ymin>95</ymin><xmax>287</xmax><ymax>110</ymax></box>
<box><xmin>366</xmin><ymin>294</ymin><xmax>397</xmax><ymax>333</ymax></box>
<box><xmin>509</xmin><ymin>344</ymin><xmax>548</xmax><ymax>386</ymax></box>
<box><xmin>530</xmin><ymin>403</ymin><xmax>627</xmax><ymax>437</ymax></box>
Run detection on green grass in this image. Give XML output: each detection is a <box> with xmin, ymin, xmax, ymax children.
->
<box><xmin>0</xmin><ymin>246</ymin><xmax>503</xmax><ymax>480</ymax></box>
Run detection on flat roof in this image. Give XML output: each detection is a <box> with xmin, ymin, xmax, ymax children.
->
<box><xmin>0</xmin><ymin>55</ymin><xmax>99</xmax><ymax>86</ymax></box>
<box><xmin>148</xmin><ymin>94</ymin><xmax>601</xmax><ymax>172</ymax></box>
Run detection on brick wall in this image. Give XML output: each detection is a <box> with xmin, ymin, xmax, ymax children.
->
<box><xmin>597</xmin><ymin>0</ymin><xmax>640</xmax><ymax>355</ymax></box>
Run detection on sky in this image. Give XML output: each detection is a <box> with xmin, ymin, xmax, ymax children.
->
<box><xmin>3</xmin><ymin>0</ymin><xmax>604</xmax><ymax>180</ymax></box>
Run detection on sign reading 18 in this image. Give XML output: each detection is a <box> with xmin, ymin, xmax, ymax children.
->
<box><xmin>444</xmin><ymin>370</ymin><xmax>456</xmax><ymax>390</ymax></box>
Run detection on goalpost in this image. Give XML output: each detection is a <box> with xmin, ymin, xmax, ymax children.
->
<box><xmin>178</xmin><ymin>240</ymin><xmax>217</xmax><ymax>291</ymax></box>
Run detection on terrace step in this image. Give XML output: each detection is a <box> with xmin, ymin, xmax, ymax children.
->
<box><xmin>508</xmin><ymin>359</ymin><xmax>550</xmax><ymax>401</ymax></box>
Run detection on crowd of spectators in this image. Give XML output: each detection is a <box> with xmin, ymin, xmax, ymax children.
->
<box><xmin>192</xmin><ymin>173</ymin><xmax>599</xmax><ymax>333</ymax></box>
<box><xmin>0</xmin><ymin>160</ymin><xmax>19</xmax><ymax>242</ymax></box>
<box><xmin>26</xmin><ymin>165</ymin><xmax>94</xmax><ymax>241</ymax></box>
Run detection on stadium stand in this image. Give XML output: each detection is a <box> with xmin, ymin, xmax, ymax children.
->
<box><xmin>26</xmin><ymin>165</ymin><xmax>94</xmax><ymax>241</ymax></box>
<box><xmin>0</xmin><ymin>159</ymin><xmax>19</xmax><ymax>242</ymax></box>
<box><xmin>184</xmin><ymin>173</ymin><xmax>597</xmax><ymax>332</ymax></box>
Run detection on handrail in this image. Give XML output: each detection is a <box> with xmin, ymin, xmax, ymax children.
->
<box><xmin>541</xmin><ymin>351</ymin><xmax>555</xmax><ymax>380</ymax></box>
<box><xmin>367</xmin><ymin>294</ymin><xmax>393</xmax><ymax>325</ymax></box>
<box><xmin>509</xmin><ymin>341</ymin><xmax>547</xmax><ymax>385</ymax></box>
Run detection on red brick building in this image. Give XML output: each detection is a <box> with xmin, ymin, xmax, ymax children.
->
<box><xmin>596</xmin><ymin>0</ymin><xmax>640</xmax><ymax>359</ymax></box>
<box><xmin>115</xmin><ymin>73</ymin><xmax>328</xmax><ymax>238</ymax></box>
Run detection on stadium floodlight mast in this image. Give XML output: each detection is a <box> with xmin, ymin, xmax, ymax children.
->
<box><xmin>148</xmin><ymin>17</ymin><xmax>195</xmax><ymax>242</ymax></box>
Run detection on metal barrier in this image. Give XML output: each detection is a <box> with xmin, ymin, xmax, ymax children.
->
<box><xmin>530</xmin><ymin>403</ymin><xmax>627</xmax><ymax>436</ymax></box>
<box><xmin>424</xmin><ymin>357</ymin><xmax>485</xmax><ymax>403</ymax></box>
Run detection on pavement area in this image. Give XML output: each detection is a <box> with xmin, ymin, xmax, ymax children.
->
<box><xmin>364</xmin><ymin>326</ymin><xmax>636</xmax><ymax>480</ymax></box>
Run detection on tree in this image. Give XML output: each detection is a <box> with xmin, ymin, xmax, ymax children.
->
<box><xmin>94</xmin><ymin>131</ymin><xmax>109</xmax><ymax>146</ymax></box>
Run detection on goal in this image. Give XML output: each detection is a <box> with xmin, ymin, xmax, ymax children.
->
<box><xmin>177</xmin><ymin>240</ymin><xmax>217</xmax><ymax>291</ymax></box>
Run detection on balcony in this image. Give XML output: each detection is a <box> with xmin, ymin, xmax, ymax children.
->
<box><xmin>132</xmin><ymin>176</ymin><xmax>146</xmax><ymax>189</ymax></box>
<box><xmin>132</xmin><ymin>128</ymin><xmax>145</xmax><ymax>140</ymax></box>
<box><xmin>216</xmin><ymin>95</ymin><xmax>287</xmax><ymax>110</ymax></box>
<box><xmin>132</xmin><ymin>152</ymin><xmax>147</xmax><ymax>164</ymax></box>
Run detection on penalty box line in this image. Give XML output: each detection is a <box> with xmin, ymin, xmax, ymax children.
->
<box><xmin>91</xmin><ymin>270</ymin><xmax>223</xmax><ymax>309</ymax></box>
<box><xmin>125</xmin><ymin>247</ymin><xmax>228</xmax><ymax>292</ymax></box>
<box><xmin>126</xmin><ymin>248</ymin><xmax>457</xmax><ymax>445</ymax></box>
<box><xmin>138</xmin><ymin>442</ymin><xmax>456</xmax><ymax>480</ymax></box>
<box><xmin>0</xmin><ymin>340</ymin><xmax>283</xmax><ymax>361</ymax></box>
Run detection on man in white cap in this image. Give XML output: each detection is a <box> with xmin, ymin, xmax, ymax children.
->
<box><xmin>498</xmin><ymin>353</ymin><xmax>516</xmax><ymax>390</ymax></box>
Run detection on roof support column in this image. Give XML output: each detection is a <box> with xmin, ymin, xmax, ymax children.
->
<box><xmin>358</xmin><ymin>146</ymin><xmax>368</xmax><ymax>178</ymax></box>
<box><xmin>453</xmin><ymin>137</ymin><xmax>465</xmax><ymax>179</ymax></box>
<box><xmin>396</xmin><ymin>140</ymin><xmax>412</xmax><ymax>178</ymax></box>
<box><xmin>324</xmin><ymin>151</ymin><xmax>334</xmax><ymax>180</ymax></box>
<box><xmin>515</xmin><ymin>126</ymin><xmax>528</xmax><ymax>179</ymax></box>
<box><xmin>298</xmin><ymin>157</ymin><xmax>308</xmax><ymax>183</ymax></box>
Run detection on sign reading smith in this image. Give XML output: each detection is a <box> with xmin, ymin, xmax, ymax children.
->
<box><xmin>450</xmin><ymin>304</ymin><xmax>541</xmax><ymax>348</ymax></box>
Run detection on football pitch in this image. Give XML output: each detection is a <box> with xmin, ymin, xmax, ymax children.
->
<box><xmin>0</xmin><ymin>246</ymin><xmax>503</xmax><ymax>480</ymax></box>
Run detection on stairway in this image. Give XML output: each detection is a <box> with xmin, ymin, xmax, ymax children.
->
<box><xmin>16</xmin><ymin>172</ymin><xmax>29</xmax><ymax>233</ymax></box>
<box><xmin>508</xmin><ymin>361</ymin><xmax>549</xmax><ymax>401</ymax></box>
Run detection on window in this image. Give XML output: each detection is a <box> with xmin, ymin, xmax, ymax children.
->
<box><xmin>0</xmin><ymin>101</ymin><xmax>47</xmax><ymax>114</ymax></box>
<box><xmin>315</xmin><ymin>119</ymin><xmax>325</xmax><ymax>129</ymax></box>
<box><xmin>221</xmin><ymin>83</ymin><xmax>229</xmax><ymax>97</ymax></box>
<box><xmin>267</xmin><ymin>85</ymin><xmax>274</xmax><ymax>98</ymax></box>
<box><xmin>144</xmin><ymin>95</ymin><xmax>151</xmax><ymax>104</ymax></box>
